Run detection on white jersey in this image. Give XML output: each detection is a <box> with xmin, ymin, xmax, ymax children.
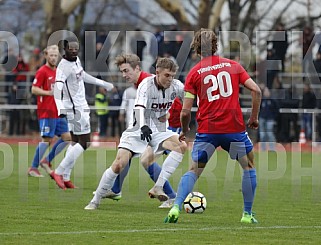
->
<box><xmin>55</xmin><ymin>57</ymin><xmax>88</xmax><ymax>110</ymax></box>
<box><xmin>119</xmin><ymin>86</ymin><xmax>137</xmax><ymax>127</ymax></box>
<box><xmin>134</xmin><ymin>76</ymin><xmax>184</xmax><ymax>132</ymax></box>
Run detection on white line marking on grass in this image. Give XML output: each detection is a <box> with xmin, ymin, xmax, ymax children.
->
<box><xmin>1</xmin><ymin>226</ymin><xmax>321</xmax><ymax>236</ymax></box>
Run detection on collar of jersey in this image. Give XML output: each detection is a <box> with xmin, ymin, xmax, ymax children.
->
<box><xmin>154</xmin><ymin>76</ymin><xmax>165</xmax><ymax>90</ymax></box>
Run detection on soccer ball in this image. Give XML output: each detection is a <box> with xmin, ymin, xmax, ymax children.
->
<box><xmin>183</xmin><ymin>192</ymin><xmax>207</xmax><ymax>213</ymax></box>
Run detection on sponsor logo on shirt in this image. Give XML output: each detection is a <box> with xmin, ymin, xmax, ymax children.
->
<box><xmin>151</xmin><ymin>102</ymin><xmax>172</xmax><ymax>110</ymax></box>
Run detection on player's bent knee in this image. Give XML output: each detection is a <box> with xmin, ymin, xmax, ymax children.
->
<box><xmin>179</xmin><ymin>141</ymin><xmax>188</xmax><ymax>153</ymax></box>
<box><xmin>112</xmin><ymin>164</ymin><xmax>121</xmax><ymax>173</ymax></box>
<box><xmin>42</xmin><ymin>137</ymin><xmax>52</xmax><ymax>144</ymax></box>
<box><xmin>170</xmin><ymin>140</ymin><xmax>187</xmax><ymax>153</ymax></box>
<box><xmin>112</xmin><ymin>160</ymin><xmax>126</xmax><ymax>173</ymax></box>
<box><xmin>112</xmin><ymin>154</ymin><xmax>130</xmax><ymax>173</ymax></box>
<box><xmin>189</xmin><ymin>162</ymin><xmax>205</xmax><ymax>177</ymax></box>
<box><xmin>247</xmin><ymin>151</ymin><xmax>255</xmax><ymax>168</ymax></box>
<box><xmin>248</xmin><ymin>160</ymin><xmax>255</xmax><ymax>169</ymax></box>
<box><xmin>140</xmin><ymin>158</ymin><xmax>152</xmax><ymax>169</ymax></box>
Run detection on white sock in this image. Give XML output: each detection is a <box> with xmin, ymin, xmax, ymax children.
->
<box><xmin>63</xmin><ymin>168</ymin><xmax>73</xmax><ymax>181</ymax></box>
<box><xmin>55</xmin><ymin>143</ymin><xmax>84</xmax><ymax>175</ymax></box>
<box><xmin>92</xmin><ymin>167</ymin><xmax>118</xmax><ymax>204</ymax></box>
<box><xmin>63</xmin><ymin>145</ymin><xmax>75</xmax><ymax>181</ymax></box>
<box><xmin>155</xmin><ymin>151</ymin><xmax>183</xmax><ymax>187</ymax></box>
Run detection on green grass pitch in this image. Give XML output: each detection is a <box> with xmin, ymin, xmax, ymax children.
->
<box><xmin>1</xmin><ymin>144</ymin><xmax>321</xmax><ymax>244</ymax></box>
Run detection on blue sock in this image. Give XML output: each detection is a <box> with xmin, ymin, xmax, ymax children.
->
<box><xmin>147</xmin><ymin>162</ymin><xmax>176</xmax><ymax>199</ymax></box>
<box><xmin>242</xmin><ymin>169</ymin><xmax>257</xmax><ymax>213</ymax></box>
<box><xmin>45</xmin><ymin>138</ymin><xmax>69</xmax><ymax>163</ymax></box>
<box><xmin>111</xmin><ymin>160</ymin><xmax>131</xmax><ymax>194</ymax></box>
<box><xmin>31</xmin><ymin>142</ymin><xmax>49</xmax><ymax>168</ymax></box>
<box><xmin>174</xmin><ymin>171</ymin><xmax>198</xmax><ymax>210</ymax></box>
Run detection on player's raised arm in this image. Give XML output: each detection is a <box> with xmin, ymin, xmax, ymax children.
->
<box><xmin>244</xmin><ymin>78</ymin><xmax>262</xmax><ymax>129</ymax></box>
<box><xmin>83</xmin><ymin>71</ymin><xmax>114</xmax><ymax>91</ymax></box>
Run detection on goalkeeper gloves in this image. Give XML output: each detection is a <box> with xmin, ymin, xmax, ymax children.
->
<box><xmin>141</xmin><ymin>125</ymin><xmax>152</xmax><ymax>142</ymax></box>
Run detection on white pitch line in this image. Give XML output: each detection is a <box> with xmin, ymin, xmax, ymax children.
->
<box><xmin>1</xmin><ymin>225</ymin><xmax>321</xmax><ymax>236</ymax></box>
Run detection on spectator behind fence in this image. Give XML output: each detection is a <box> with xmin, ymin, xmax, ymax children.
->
<box><xmin>312</xmin><ymin>51</ymin><xmax>321</xmax><ymax>83</ymax></box>
<box><xmin>277</xmin><ymin>85</ymin><xmax>300</xmax><ymax>143</ymax></box>
<box><xmin>301</xmin><ymin>26</ymin><xmax>316</xmax><ymax>74</ymax></box>
<box><xmin>316</xmin><ymin>89</ymin><xmax>321</xmax><ymax>141</ymax></box>
<box><xmin>259</xmin><ymin>86</ymin><xmax>279</xmax><ymax>151</ymax></box>
<box><xmin>301</xmin><ymin>83</ymin><xmax>317</xmax><ymax>141</ymax></box>
<box><xmin>130</xmin><ymin>29</ymin><xmax>147</xmax><ymax>61</ymax></box>
<box><xmin>2</xmin><ymin>49</ymin><xmax>17</xmax><ymax>95</ymax></box>
<box><xmin>256</xmin><ymin>49</ymin><xmax>279</xmax><ymax>89</ymax></box>
<box><xmin>183</xmin><ymin>51</ymin><xmax>200</xmax><ymax>80</ymax></box>
<box><xmin>9</xmin><ymin>54</ymin><xmax>29</xmax><ymax>135</ymax></box>
<box><xmin>29</xmin><ymin>48</ymin><xmax>44</xmax><ymax>72</ymax></box>
<box><xmin>270</xmin><ymin>22</ymin><xmax>288</xmax><ymax>72</ymax></box>
<box><xmin>108</xmin><ymin>86</ymin><xmax>123</xmax><ymax>137</ymax></box>
<box><xmin>149</xmin><ymin>28</ymin><xmax>164</xmax><ymax>58</ymax></box>
<box><xmin>95</xmin><ymin>86</ymin><xmax>109</xmax><ymax>137</ymax></box>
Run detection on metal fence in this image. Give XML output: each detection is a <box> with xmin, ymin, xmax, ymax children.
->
<box><xmin>1</xmin><ymin>71</ymin><xmax>321</xmax><ymax>142</ymax></box>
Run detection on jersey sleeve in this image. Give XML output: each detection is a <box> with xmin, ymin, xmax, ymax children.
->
<box><xmin>176</xmin><ymin>80</ymin><xmax>185</xmax><ymax>101</ymax></box>
<box><xmin>55</xmin><ymin>63</ymin><xmax>69</xmax><ymax>82</ymax></box>
<box><xmin>32</xmin><ymin>69</ymin><xmax>45</xmax><ymax>88</ymax></box>
<box><xmin>184</xmin><ymin>69</ymin><xmax>197</xmax><ymax>95</ymax></box>
<box><xmin>237</xmin><ymin>64</ymin><xmax>251</xmax><ymax>85</ymax></box>
<box><xmin>119</xmin><ymin>90</ymin><xmax>128</xmax><ymax>112</ymax></box>
<box><xmin>135</xmin><ymin>81</ymin><xmax>148</xmax><ymax>108</ymax></box>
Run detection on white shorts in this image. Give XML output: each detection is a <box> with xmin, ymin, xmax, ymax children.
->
<box><xmin>66</xmin><ymin>107</ymin><xmax>91</xmax><ymax>135</ymax></box>
<box><xmin>118</xmin><ymin>128</ymin><xmax>177</xmax><ymax>155</ymax></box>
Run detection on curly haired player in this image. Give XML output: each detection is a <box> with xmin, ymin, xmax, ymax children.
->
<box><xmin>165</xmin><ymin>29</ymin><xmax>262</xmax><ymax>224</ymax></box>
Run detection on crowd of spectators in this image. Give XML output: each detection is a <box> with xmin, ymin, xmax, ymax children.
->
<box><xmin>255</xmin><ymin>23</ymin><xmax>321</xmax><ymax>146</ymax></box>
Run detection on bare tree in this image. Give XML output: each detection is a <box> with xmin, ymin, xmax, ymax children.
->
<box><xmin>154</xmin><ymin>0</ymin><xmax>192</xmax><ymax>28</ymax></box>
<box><xmin>41</xmin><ymin>0</ymin><xmax>87</xmax><ymax>48</ymax></box>
<box><xmin>153</xmin><ymin>0</ymin><xmax>226</xmax><ymax>29</ymax></box>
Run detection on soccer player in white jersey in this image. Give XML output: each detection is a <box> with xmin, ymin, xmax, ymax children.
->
<box><xmin>85</xmin><ymin>57</ymin><xmax>187</xmax><ymax>210</ymax></box>
<box><xmin>99</xmin><ymin>54</ymin><xmax>178</xmax><ymax>208</ymax></box>
<box><xmin>49</xmin><ymin>36</ymin><xmax>114</xmax><ymax>189</ymax></box>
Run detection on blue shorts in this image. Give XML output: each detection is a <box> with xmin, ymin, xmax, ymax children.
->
<box><xmin>192</xmin><ymin>132</ymin><xmax>253</xmax><ymax>163</ymax></box>
<box><xmin>167</xmin><ymin>126</ymin><xmax>182</xmax><ymax>134</ymax></box>
<box><xmin>39</xmin><ymin>118</ymin><xmax>69</xmax><ymax>138</ymax></box>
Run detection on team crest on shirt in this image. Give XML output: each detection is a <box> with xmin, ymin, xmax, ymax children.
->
<box><xmin>76</xmin><ymin>70</ymin><xmax>83</xmax><ymax>80</ymax></box>
<box><xmin>170</xmin><ymin>92</ymin><xmax>176</xmax><ymax>100</ymax></box>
